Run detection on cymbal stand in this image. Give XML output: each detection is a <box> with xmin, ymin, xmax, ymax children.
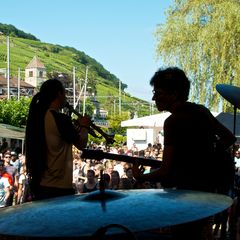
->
<box><xmin>233</xmin><ymin>106</ymin><xmax>237</xmax><ymax>136</ymax></box>
<box><xmin>99</xmin><ymin>169</ymin><xmax>106</xmax><ymax>211</ymax></box>
<box><xmin>228</xmin><ymin>106</ymin><xmax>239</xmax><ymax>240</ymax></box>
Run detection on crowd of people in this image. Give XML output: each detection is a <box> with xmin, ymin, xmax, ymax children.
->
<box><xmin>0</xmin><ymin>141</ymin><xmax>240</xmax><ymax>204</ymax></box>
<box><xmin>72</xmin><ymin>142</ymin><xmax>163</xmax><ymax>194</ymax></box>
<box><xmin>0</xmin><ymin>149</ymin><xmax>29</xmax><ymax>207</ymax></box>
<box><xmin>0</xmin><ymin>141</ymin><xmax>164</xmax><ymax>208</ymax></box>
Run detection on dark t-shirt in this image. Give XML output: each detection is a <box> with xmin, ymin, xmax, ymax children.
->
<box><xmin>163</xmin><ymin>102</ymin><xmax>217</xmax><ymax>191</ymax></box>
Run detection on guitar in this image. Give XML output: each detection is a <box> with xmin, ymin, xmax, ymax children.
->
<box><xmin>81</xmin><ymin>149</ymin><xmax>162</xmax><ymax>168</ymax></box>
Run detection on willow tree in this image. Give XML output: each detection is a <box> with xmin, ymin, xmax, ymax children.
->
<box><xmin>155</xmin><ymin>0</ymin><xmax>240</xmax><ymax>111</ymax></box>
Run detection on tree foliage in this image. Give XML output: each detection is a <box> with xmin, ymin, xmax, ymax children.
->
<box><xmin>0</xmin><ymin>97</ymin><xmax>31</xmax><ymax>127</ymax></box>
<box><xmin>155</xmin><ymin>0</ymin><xmax>240</xmax><ymax>111</ymax></box>
<box><xmin>0</xmin><ymin>23</ymin><xmax>39</xmax><ymax>41</ymax></box>
<box><xmin>0</xmin><ymin>97</ymin><xmax>126</xmax><ymax>147</ymax></box>
<box><xmin>108</xmin><ymin>113</ymin><xmax>129</xmax><ymax>135</ymax></box>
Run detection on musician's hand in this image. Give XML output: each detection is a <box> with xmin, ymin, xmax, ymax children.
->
<box><xmin>78</xmin><ymin>116</ymin><xmax>91</xmax><ymax>128</ymax></box>
<box><xmin>132</xmin><ymin>162</ymin><xmax>144</xmax><ymax>180</ymax></box>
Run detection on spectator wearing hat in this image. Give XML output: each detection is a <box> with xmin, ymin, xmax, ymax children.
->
<box><xmin>10</xmin><ymin>151</ymin><xmax>21</xmax><ymax>173</ymax></box>
<box><xmin>3</xmin><ymin>152</ymin><xmax>19</xmax><ymax>205</ymax></box>
<box><xmin>0</xmin><ymin>160</ymin><xmax>12</xmax><ymax>207</ymax></box>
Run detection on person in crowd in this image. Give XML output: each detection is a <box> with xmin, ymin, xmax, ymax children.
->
<box><xmin>17</xmin><ymin>165</ymin><xmax>31</xmax><ymax>204</ymax></box>
<box><xmin>119</xmin><ymin>177</ymin><xmax>134</xmax><ymax>190</ymax></box>
<box><xmin>0</xmin><ymin>160</ymin><xmax>12</xmax><ymax>207</ymax></box>
<box><xmin>152</xmin><ymin>148</ymin><xmax>162</xmax><ymax>161</ymax></box>
<box><xmin>132</xmin><ymin>67</ymin><xmax>236</xmax><ymax>240</ymax></box>
<box><xmin>132</xmin><ymin>150</ymin><xmax>139</xmax><ymax>157</ymax></box>
<box><xmin>73</xmin><ymin>154</ymin><xmax>81</xmax><ymax>189</ymax></box>
<box><xmin>125</xmin><ymin>167</ymin><xmax>137</xmax><ymax>187</ymax></box>
<box><xmin>109</xmin><ymin>170</ymin><xmax>121</xmax><ymax>190</ymax></box>
<box><xmin>130</xmin><ymin>143</ymin><xmax>138</xmax><ymax>154</ymax></box>
<box><xmin>83</xmin><ymin>159</ymin><xmax>93</xmax><ymax>175</ymax></box>
<box><xmin>25</xmin><ymin>78</ymin><xmax>91</xmax><ymax>200</ymax></box>
<box><xmin>235</xmin><ymin>147</ymin><xmax>240</xmax><ymax>172</ymax></box>
<box><xmin>2</xmin><ymin>151</ymin><xmax>19</xmax><ymax>205</ymax></box>
<box><xmin>73</xmin><ymin>155</ymin><xmax>91</xmax><ymax>193</ymax></box>
<box><xmin>93</xmin><ymin>163</ymin><xmax>104</xmax><ymax>182</ymax></box>
<box><xmin>10</xmin><ymin>151</ymin><xmax>21</xmax><ymax>173</ymax></box>
<box><xmin>138</xmin><ymin>150</ymin><xmax>145</xmax><ymax>158</ymax></box>
<box><xmin>144</xmin><ymin>150</ymin><xmax>154</xmax><ymax>159</ymax></box>
<box><xmin>145</xmin><ymin>143</ymin><xmax>153</xmax><ymax>153</ymax></box>
<box><xmin>81</xmin><ymin>169</ymin><xmax>98</xmax><ymax>193</ymax></box>
<box><xmin>73</xmin><ymin>154</ymin><xmax>79</xmax><ymax>171</ymax></box>
<box><xmin>114</xmin><ymin>161</ymin><xmax>126</xmax><ymax>178</ymax></box>
<box><xmin>235</xmin><ymin>147</ymin><xmax>240</xmax><ymax>191</ymax></box>
<box><xmin>104</xmin><ymin>160</ymin><xmax>114</xmax><ymax>177</ymax></box>
<box><xmin>18</xmin><ymin>153</ymin><xmax>26</xmax><ymax>170</ymax></box>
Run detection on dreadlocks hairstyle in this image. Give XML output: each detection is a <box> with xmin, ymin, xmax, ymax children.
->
<box><xmin>25</xmin><ymin>79</ymin><xmax>64</xmax><ymax>195</ymax></box>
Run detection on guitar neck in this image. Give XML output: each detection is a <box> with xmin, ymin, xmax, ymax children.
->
<box><xmin>81</xmin><ymin>149</ymin><xmax>162</xmax><ymax>168</ymax></box>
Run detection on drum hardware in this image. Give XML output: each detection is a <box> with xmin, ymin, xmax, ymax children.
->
<box><xmin>216</xmin><ymin>84</ymin><xmax>240</xmax><ymax>135</ymax></box>
<box><xmin>92</xmin><ymin>223</ymin><xmax>137</xmax><ymax>240</ymax></box>
<box><xmin>216</xmin><ymin>84</ymin><xmax>240</xmax><ymax>239</ymax></box>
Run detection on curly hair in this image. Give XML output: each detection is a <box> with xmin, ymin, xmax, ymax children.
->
<box><xmin>150</xmin><ymin>67</ymin><xmax>190</xmax><ymax>101</ymax></box>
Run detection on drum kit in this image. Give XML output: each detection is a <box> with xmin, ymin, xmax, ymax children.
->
<box><xmin>0</xmin><ymin>84</ymin><xmax>239</xmax><ymax>239</ymax></box>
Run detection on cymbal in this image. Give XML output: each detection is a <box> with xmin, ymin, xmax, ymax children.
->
<box><xmin>0</xmin><ymin>189</ymin><xmax>232</xmax><ymax>238</ymax></box>
<box><xmin>216</xmin><ymin>84</ymin><xmax>240</xmax><ymax>108</ymax></box>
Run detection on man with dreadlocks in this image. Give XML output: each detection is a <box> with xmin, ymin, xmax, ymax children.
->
<box><xmin>25</xmin><ymin>78</ymin><xmax>91</xmax><ymax>200</ymax></box>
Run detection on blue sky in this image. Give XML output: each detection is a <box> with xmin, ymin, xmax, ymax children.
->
<box><xmin>1</xmin><ymin>0</ymin><xmax>173</xmax><ymax>102</ymax></box>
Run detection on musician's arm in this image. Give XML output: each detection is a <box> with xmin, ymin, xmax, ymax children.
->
<box><xmin>73</xmin><ymin>127</ymin><xmax>89</xmax><ymax>150</ymax></box>
<box><xmin>73</xmin><ymin>116</ymin><xmax>91</xmax><ymax>149</ymax></box>
<box><xmin>52</xmin><ymin>111</ymin><xmax>90</xmax><ymax>150</ymax></box>
<box><xmin>134</xmin><ymin>146</ymin><xmax>174</xmax><ymax>182</ymax></box>
<box><xmin>213</xmin><ymin>118</ymin><xmax>236</xmax><ymax>150</ymax></box>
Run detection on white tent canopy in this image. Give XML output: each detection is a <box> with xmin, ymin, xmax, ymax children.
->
<box><xmin>121</xmin><ymin>112</ymin><xmax>171</xmax><ymax>128</ymax></box>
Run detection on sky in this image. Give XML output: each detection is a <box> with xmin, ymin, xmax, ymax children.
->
<box><xmin>1</xmin><ymin>0</ymin><xmax>173</xmax><ymax>102</ymax></box>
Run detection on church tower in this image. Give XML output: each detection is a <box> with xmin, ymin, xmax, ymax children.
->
<box><xmin>25</xmin><ymin>56</ymin><xmax>46</xmax><ymax>87</ymax></box>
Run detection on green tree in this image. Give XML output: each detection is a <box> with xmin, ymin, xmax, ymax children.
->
<box><xmin>0</xmin><ymin>97</ymin><xmax>31</xmax><ymax>127</ymax></box>
<box><xmin>155</xmin><ymin>0</ymin><xmax>240</xmax><ymax>111</ymax></box>
<box><xmin>108</xmin><ymin>113</ymin><xmax>128</xmax><ymax>135</ymax></box>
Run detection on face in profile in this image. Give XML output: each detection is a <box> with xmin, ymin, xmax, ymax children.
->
<box><xmin>152</xmin><ymin>88</ymin><xmax>176</xmax><ymax>112</ymax></box>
